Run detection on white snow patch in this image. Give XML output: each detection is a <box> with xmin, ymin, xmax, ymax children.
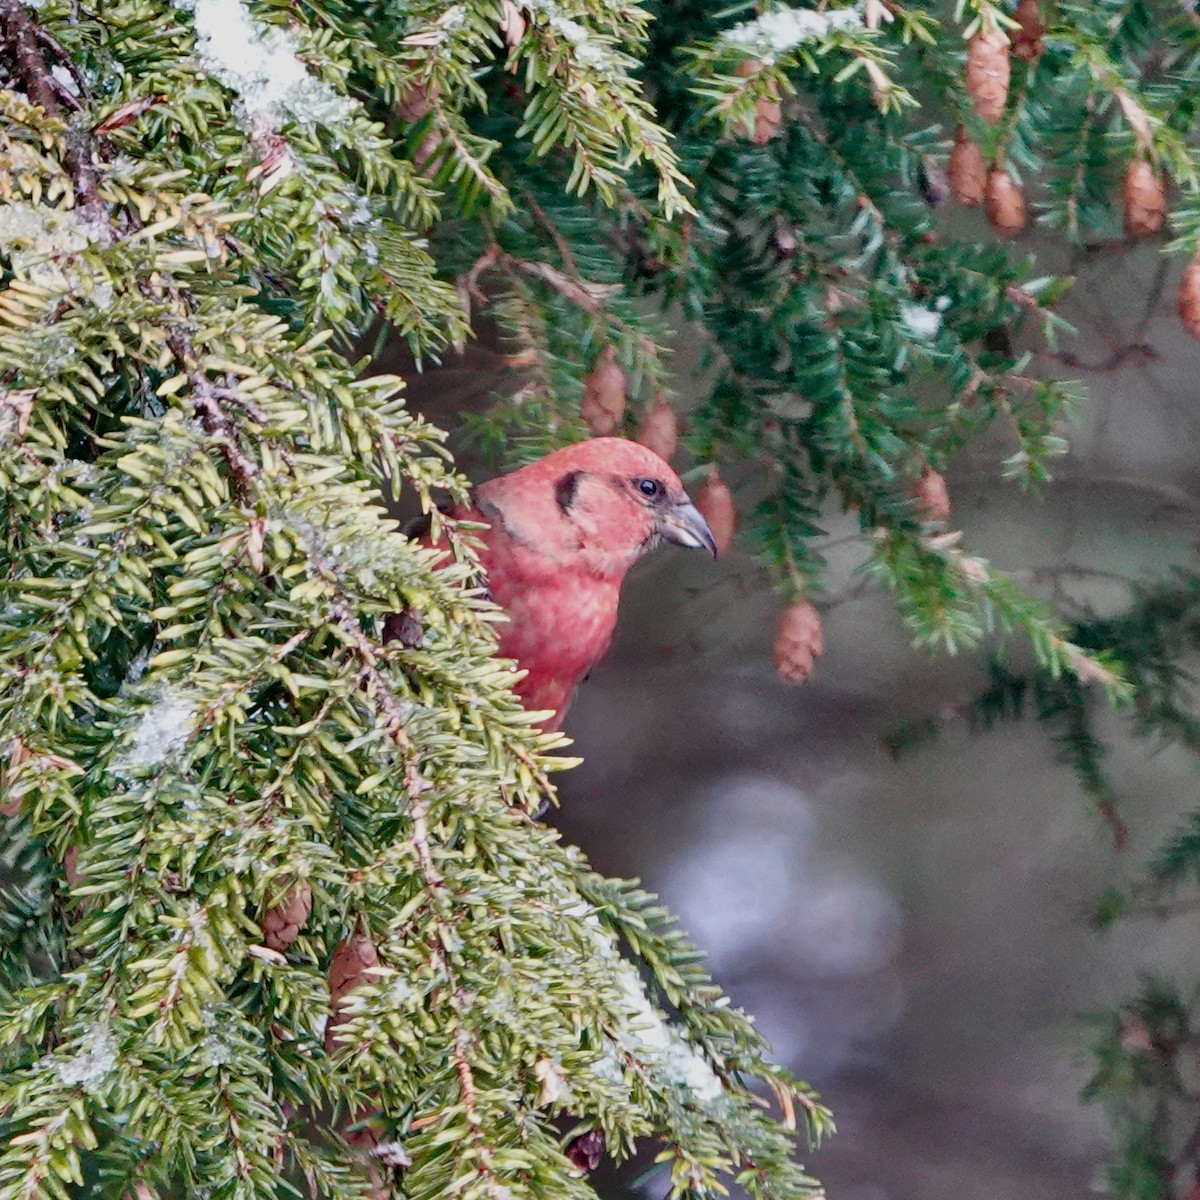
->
<box><xmin>115</xmin><ymin>688</ymin><xmax>199</xmax><ymax>768</ymax></box>
<box><xmin>124</xmin><ymin>645</ymin><xmax>152</xmax><ymax>685</ymax></box>
<box><xmin>50</xmin><ymin>65</ymin><xmax>80</xmax><ymax>97</ymax></box>
<box><xmin>900</xmin><ymin>302</ymin><xmax>943</xmax><ymax>339</ymax></box>
<box><xmin>181</xmin><ymin>0</ymin><xmax>357</xmax><ymax>132</ymax></box>
<box><xmin>527</xmin><ymin>0</ymin><xmax>613</xmax><ymax>68</ymax></box>
<box><xmin>0</xmin><ymin>203</ymin><xmax>111</xmax><ymax>307</ymax></box>
<box><xmin>723</xmin><ymin>5</ymin><xmax>863</xmax><ymax>61</ymax></box>
<box><xmin>54</xmin><ymin>1026</ymin><xmax>117</xmax><ymax>1087</ymax></box>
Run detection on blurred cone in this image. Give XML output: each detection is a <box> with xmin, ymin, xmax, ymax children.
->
<box><xmin>948</xmin><ymin>128</ymin><xmax>986</xmax><ymax>207</ymax></box>
<box><xmin>1123</xmin><ymin>159</ymin><xmax>1167</xmax><ymax>238</ymax></box>
<box><xmin>580</xmin><ymin>346</ymin><xmax>625</xmax><ymax>435</ymax></box>
<box><xmin>913</xmin><ymin>468</ymin><xmax>951</xmax><ymax>524</ymax></box>
<box><xmin>1178</xmin><ymin>251</ymin><xmax>1200</xmax><ymax>340</ymax></box>
<box><xmin>326</xmin><ymin>932</ymin><xmax>379</xmax><ymax>1051</ymax></box>
<box><xmin>1011</xmin><ymin>0</ymin><xmax>1045</xmax><ymax>62</ymax></box>
<box><xmin>695</xmin><ymin>466</ymin><xmax>737</xmax><ymax>555</ymax></box>
<box><xmin>636</xmin><ymin>399</ymin><xmax>678</xmax><ymax>461</ymax></box>
<box><xmin>774</xmin><ymin>601</ymin><xmax>825</xmax><ymax>684</ymax></box>
<box><xmin>737</xmin><ymin>60</ymin><xmax>782</xmax><ymax>144</ymax></box>
<box><xmin>985</xmin><ymin>167</ymin><xmax>1026</xmax><ymax>237</ymax></box>
<box><xmin>263</xmin><ymin>879</ymin><xmax>313</xmax><ymax>951</ymax></box>
<box><xmin>966</xmin><ymin>29</ymin><xmax>1009</xmax><ymax>122</ymax></box>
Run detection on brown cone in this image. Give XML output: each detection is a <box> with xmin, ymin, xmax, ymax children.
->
<box><xmin>263</xmin><ymin>879</ymin><xmax>313</xmax><ymax>952</ymax></box>
<box><xmin>773</xmin><ymin>601</ymin><xmax>825</xmax><ymax>684</ymax></box>
<box><xmin>985</xmin><ymin>167</ymin><xmax>1026</xmax><ymax>237</ymax></box>
<box><xmin>737</xmin><ymin>60</ymin><xmax>782</xmax><ymax>144</ymax></box>
<box><xmin>966</xmin><ymin>30</ymin><xmax>1009</xmax><ymax>123</ymax></box>
<box><xmin>636</xmin><ymin>400</ymin><xmax>678</xmax><ymax>462</ymax></box>
<box><xmin>580</xmin><ymin>346</ymin><xmax>626</xmax><ymax>436</ymax></box>
<box><xmin>1178</xmin><ymin>251</ymin><xmax>1200</xmax><ymax>341</ymax></box>
<box><xmin>751</xmin><ymin>92</ymin><xmax>783</xmax><ymax>145</ymax></box>
<box><xmin>1124</xmin><ymin>159</ymin><xmax>1167</xmax><ymax>238</ymax></box>
<box><xmin>326</xmin><ymin>933</ymin><xmax>380</xmax><ymax>1051</ymax></box>
<box><xmin>1011</xmin><ymin>0</ymin><xmax>1045</xmax><ymax>63</ymax></box>
<box><xmin>948</xmin><ymin>129</ymin><xmax>986</xmax><ymax>207</ymax></box>
<box><xmin>913</xmin><ymin>468</ymin><xmax>951</xmax><ymax>524</ymax></box>
<box><xmin>694</xmin><ymin>467</ymin><xmax>737</xmax><ymax>556</ymax></box>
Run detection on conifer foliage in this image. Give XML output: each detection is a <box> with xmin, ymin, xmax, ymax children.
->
<box><xmin>0</xmin><ymin>1</ymin><xmax>828</xmax><ymax>1198</ymax></box>
<box><xmin>2</xmin><ymin>1</ymin><xmax>1199</xmax><ymax>1198</ymax></box>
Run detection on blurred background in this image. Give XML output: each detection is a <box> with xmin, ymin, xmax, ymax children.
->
<box><xmin>383</xmin><ymin>229</ymin><xmax>1200</xmax><ymax>1200</ymax></box>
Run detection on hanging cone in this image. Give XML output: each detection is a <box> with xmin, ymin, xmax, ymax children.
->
<box><xmin>580</xmin><ymin>346</ymin><xmax>626</xmax><ymax>436</ymax></box>
<box><xmin>773</xmin><ymin>601</ymin><xmax>825</xmax><ymax>684</ymax></box>
<box><xmin>326</xmin><ymin>932</ymin><xmax>380</xmax><ymax>1051</ymax></box>
<box><xmin>636</xmin><ymin>400</ymin><xmax>679</xmax><ymax>462</ymax></box>
<box><xmin>913</xmin><ymin>468</ymin><xmax>951</xmax><ymax>524</ymax></box>
<box><xmin>262</xmin><ymin>879</ymin><xmax>313</xmax><ymax>952</ymax></box>
<box><xmin>1011</xmin><ymin>0</ymin><xmax>1045</xmax><ymax>63</ymax></box>
<box><xmin>751</xmin><ymin>90</ymin><xmax>783</xmax><ymax>145</ymax></box>
<box><xmin>737</xmin><ymin>60</ymin><xmax>782</xmax><ymax>144</ymax></box>
<box><xmin>1178</xmin><ymin>250</ymin><xmax>1200</xmax><ymax>340</ymax></box>
<box><xmin>694</xmin><ymin>466</ymin><xmax>737</xmax><ymax>555</ymax></box>
<box><xmin>1123</xmin><ymin>159</ymin><xmax>1167</xmax><ymax>238</ymax></box>
<box><xmin>966</xmin><ymin>29</ymin><xmax>1009</xmax><ymax>123</ymax></box>
<box><xmin>985</xmin><ymin>167</ymin><xmax>1026</xmax><ymax>237</ymax></box>
<box><xmin>948</xmin><ymin>128</ymin><xmax>986</xmax><ymax>207</ymax></box>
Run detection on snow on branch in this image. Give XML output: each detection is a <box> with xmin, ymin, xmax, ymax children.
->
<box><xmin>179</xmin><ymin>0</ymin><xmax>356</xmax><ymax>132</ymax></box>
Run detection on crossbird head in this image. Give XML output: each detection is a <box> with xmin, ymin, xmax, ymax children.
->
<box><xmin>475</xmin><ymin>437</ymin><xmax>717</xmax><ymax>581</ymax></box>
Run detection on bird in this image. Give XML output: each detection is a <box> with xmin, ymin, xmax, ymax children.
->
<box><xmin>394</xmin><ymin>437</ymin><xmax>716</xmax><ymax>731</ymax></box>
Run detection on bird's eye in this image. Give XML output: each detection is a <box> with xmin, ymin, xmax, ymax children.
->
<box><xmin>635</xmin><ymin>477</ymin><xmax>663</xmax><ymax>498</ymax></box>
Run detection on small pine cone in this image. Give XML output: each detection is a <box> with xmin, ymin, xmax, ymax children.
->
<box><xmin>737</xmin><ymin>60</ymin><xmax>782</xmax><ymax>144</ymax></box>
<box><xmin>751</xmin><ymin>92</ymin><xmax>783</xmax><ymax>145</ymax></box>
<box><xmin>1178</xmin><ymin>251</ymin><xmax>1200</xmax><ymax>340</ymax></box>
<box><xmin>326</xmin><ymin>932</ymin><xmax>379</xmax><ymax>1051</ymax></box>
<box><xmin>966</xmin><ymin>30</ymin><xmax>1009</xmax><ymax>123</ymax></box>
<box><xmin>913</xmin><ymin>468</ymin><xmax>951</xmax><ymax>524</ymax></box>
<box><xmin>636</xmin><ymin>400</ymin><xmax>678</xmax><ymax>462</ymax></box>
<box><xmin>566</xmin><ymin>1129</ymin><xmax>605</xmax><ymax>1173</ymax></box>
<box><xmin>1124</xmin><ymin>159</ymin><xmax>1167</xmax><ymax>238</ymax></box>
<box><xmin>773</xmin><ymin>601</ymin><xmax>824</xmax><ymax>684</ymax></box>
<box><xmin>263</xmin><ymin>880</ymin><xmax>313</xmax><ymax>952</ymax></box>
<box><xmin>694</xmin><ymin>467</ymin><xmax>737</xmax><ymax>556</ymax></box>
<box><xmin>580</xmin><ymin>346</ymin><xmax>626</xmax><ymax>436</ymax></box>
<box><xmin>985</xmin><ymin>167</ymin><xmax>1026</xmax><ymax>237</ymax></box>
<box><xmin>399</xmin><ymin>85</ymin><xmax>439</xmax><ymax>170</ymax></box>
<box><xmin>1011</xmin><ymin>0</ymin><xmax>1045</xmax><ymax>63</ymax></box>
<box><xmin>948</xmin><ymin>128</ymin><xmax>986</xmax><ymax>207</ymax></box>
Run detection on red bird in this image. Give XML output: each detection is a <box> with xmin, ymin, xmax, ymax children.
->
<box><xmin>401</xmin><ymin>438</ymin><xmax>716</xmax><ymax>731</ymax></box>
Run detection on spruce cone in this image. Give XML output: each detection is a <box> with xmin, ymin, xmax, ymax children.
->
<box><xmin>1011</xmin><ymin>0</ymin><xmax>1045</xmax><ymax>63</ymax></box>
<box><xmin>966</xmin><ymin>30</ymin><xmax>1009</xmax><ymax>123</ymax></box>
<box><xmin>751</xmin><ymin>90</ymin><xmax>783</xmax><ymax>145</ymax></box>
<box><xmin>913</xmin><ymin>468</ymin><xmax>951</xmax><ymax>524</ymax></box>
<box><xmin>1124</xmin><ymin>159</ymin><xmax>1167</xmax><ymax>238</ymax></box>
<box><xmin>737</xmin><ymin>60</ymin><xmax>782</xmax><ymax>145</ymax></box>
<box><xmin>326</xmin><ymin>932</ymin><xmax>380</xmax><ymax>1051</ymax></box>
<box><xmin>566</xmin><ymin>1130</ymin><xmax>605</xmax><ymax>1173</ymax></box>
<box><xmin>636</xmin><ymin>400</ymin><xmax>679</xmax><ymax>462</ymax></box>
<box><xmin>694</xmin><ymin>467</ymin><xmax>737</xmax><ymax>556</ymax></box>
<box><xmin>263</xmin><ymin>879</ymin><xmax>313</xmax><ymax>952</ymax></box>
<box><xmin>1178</xmin><ymin>251</ymin><xmax>1200</xmax><ymax>341</ymax></box>
<box><xmin>580</xmin><ymin>346</ymin><xmax>625</xmax><ymax>436</ymax></box>
<box><xmin>948</xmin><ymin>128</ymin><xmax>986</xmax><ymax>207</ymax></box>
<box><xmin>985</xmin><ymin>167</ymin><xmax>1026</xmax><ymax>237</ymax></box>
<box><xmin>773</xmin><ymin>601</ymin><xmax>825</xmax><ymax>684</ymax></box>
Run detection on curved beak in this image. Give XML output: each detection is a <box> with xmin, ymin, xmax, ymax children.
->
<box><xmin>657</xmin><ymin>499</ymin><xmax>717</xmax><ymax>557</ymax></box>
